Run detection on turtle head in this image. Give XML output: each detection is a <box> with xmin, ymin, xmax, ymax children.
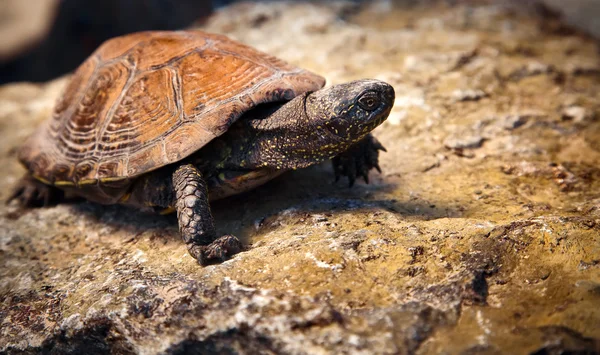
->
<box><xmin>305</xmin><ymin>79</ymin><xmax>395</xmax><ymax>147</ymax></box>
<box><xmin>223</xmin><ymin>79</ymin><xmax>394</xmax><ymax>171</ymax></box>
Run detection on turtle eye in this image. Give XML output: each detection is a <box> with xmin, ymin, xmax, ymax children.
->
<box><xmin>357</xmin><ymin>91</ymin><xmax>380</xmax><ymax>111</ymax></box>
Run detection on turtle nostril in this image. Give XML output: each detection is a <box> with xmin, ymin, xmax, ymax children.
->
<box><xmin>384</xmin><ymin>86</ymin><xmax>395</xmax><ymax>103</ymax></box>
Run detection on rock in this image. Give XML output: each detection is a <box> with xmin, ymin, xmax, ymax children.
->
<box><xmin>451</xmin><ymin>89</ymin><xmax>488</xmax><ymax>102</ymax></box>
<box><xmin>443</xmin><ymin>134</ymin><xmax>485</xmax><ymax>150</ymax></box>
<box><xmin>562</xmin><ymin>105</ymin><xmax>593</xmax><ymax>122</ymax></box>
<box><xmin>502</xmin><ymin>114</ymin><xmax>531</xmax><ymax>130</ymax></box>
<box><xmin>1</xmin><ymin>1</ymin><xmax>600</xmax><ymax>354</ymax></box>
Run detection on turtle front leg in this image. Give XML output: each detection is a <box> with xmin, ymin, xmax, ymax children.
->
<box><xmin>172</xmin><ymin>164</ymin><xmax>242</xmax><ymax>265</ymax></box>
<box><xmin>332</xmin><ymin>134</ymin><xmax>387</xmax><ymax>187</ymax></box>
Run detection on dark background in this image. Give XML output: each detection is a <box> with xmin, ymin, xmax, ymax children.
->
<box><xmin>0</xmin><ymin>0</ymin><xmax>220</xmax><ymax>84</ymax></box>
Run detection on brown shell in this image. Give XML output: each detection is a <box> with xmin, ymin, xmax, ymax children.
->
<box><xmin>20</xmin><ymin>30</ymin><xmax>325</xmax><ymax>185</ymax></box>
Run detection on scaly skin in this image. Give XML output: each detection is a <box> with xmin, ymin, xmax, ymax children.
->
<box><xmin>172</xmin><ymin>164</ymin><xmax>242</xmax><ymax>265</ymax></box>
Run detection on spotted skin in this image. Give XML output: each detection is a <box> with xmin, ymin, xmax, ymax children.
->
<box><xmin>11</xmin><ymin>30</ymin><xmax>395</xmax><ymax>265</ymax></box>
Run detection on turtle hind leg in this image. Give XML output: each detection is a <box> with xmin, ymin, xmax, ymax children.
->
<box><xmin>332</xmin><ymin>134</ymin><xmax>387</xmax><ymax>187</ymax></box>
<box><xmin>6</xmin><ymin>174</ymin><xmax>64</xmax><ymax>207</ymax></box>
<box><xmin>172</xmin><ymin>164</ymin><xmax>242</xmax><ymax>266</ymax></box>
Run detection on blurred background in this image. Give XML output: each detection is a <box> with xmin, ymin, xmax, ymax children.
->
<box><xmin>1</xmin><ymin>0</ymin><xmax>599</xmax><ymax>85</ymax></box>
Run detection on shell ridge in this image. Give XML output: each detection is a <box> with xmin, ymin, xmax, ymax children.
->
<box><xmin>93</xmin><ymin>43</ymin><xmax>145</xmax><ymax>71</ymax></box>
<box><xmin>160</xmin><ymin>138</ymin><xmax>169</xmax><ymax>164</ymax></box>
<box><xmin>169</xmin><ymin>66</ymin><xmax>185</xmax><ymax>124</ymax></box>
<box><xmin>53</xmin><ymin>57</ymin><xmax>100</xmax><ymax>154</ymax></box>
<box><xmin>212</xmin><ymin>39</ymin><xmax>295</xmax><ymax>72</ymax></box>
<box><xmin>93</xmin><ymin>60</ymin><xmax>138</xmax><ymax>181</ymax></box>
<box><xmin>147</xmin><ymin>38</ymin><xmax>212</xmax><ymax>71</ymax></box>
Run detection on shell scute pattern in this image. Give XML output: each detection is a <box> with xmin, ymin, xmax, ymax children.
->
<box><xmin>51</xmin><ymin>163</ymin><xmax>74</xmax><ymax>183</ymax></box>
<box><xmin>97</xmin><ymin>160</ymin><xmax>126</xmax><ymax>180</ymax></box>
<box><xmin>177</xmin><ymin>50</ymin><xmax>273</xmax><ymax>122</ymax></box>
<box><xmin>211</xmin><ymin>36</ymin><xmax>297</xmax><ymax>73</ymax></box>
<box><xmin>74</xmin><ymin>161</ymin><xmax>94</xmax><ymax>182</ymax></box>
<box><xmin>125</xmin><ymin>142</ymin><xmax>166</xmax><ymax>177</ymax></box>
<box><xmin>162</xmin><ymin>124</ymin><xmax>210</xmax><ymax>163</ymax></box>
<box><xmin>20</xmin><ymin>30</ymin><xmax>326</xmax><ymax>187</ymax></box>
<box><xmin>56</xmin><ymin>61</ymin><xmax>131</xmax><ymax>165</ymax></box>
<box><xmin>121</xmin><ymin>32</ymin><xmax>210</xmax><ymax>71</ymax></box>
<box><xmin>50</xmin><ymin>58</ymin><xmax>97</xmax><ymax>136</ymax></box>
<box><xmin>101</xmin><ymin>68</ymin><xmax>178</xmax><ymax>155</ymax></box>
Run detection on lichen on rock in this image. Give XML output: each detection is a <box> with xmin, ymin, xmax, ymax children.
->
<box><xmin>1</xmin><ymin>1</ymin><xmax>599</xmax><ymax>354</ymax></box>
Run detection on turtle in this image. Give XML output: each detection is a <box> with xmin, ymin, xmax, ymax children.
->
<box><xmin>8</xmin><ymin>30</ymin><xmax>395</xmax><ymax>265</ymax></box>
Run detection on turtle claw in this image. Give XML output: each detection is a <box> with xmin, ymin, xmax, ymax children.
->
<box><xmin>372</xmin><ymin>140</ymin><xmax>387</xmax><ymax>152</ymax></box>
<box><xmin>348</xmin><ymin>174</ymin><xmax>356</xmax><ymax>188</ymax></box>
<box><xmin>332</xmin><ymin>134</ymin><xmax>386</xmax><ymax>187</ymax></box>
<box><xmin>361</xmin><ymin>170</ymin><xmax>370</xmax><ymax>184</ymax></box>
<box><xmin>358</xmin><ymin>162</ymin><xmax>370</xmax><ymax>184</ymax></box>
<box><xmin>6</xmin><ymin>175</ymin><xmax>62</xmax><ymax>208</ymax></box>
<box><xmin>191</xmin><ymin>235</ymin><xmax>243</xmax><ymax>266</ymax></box>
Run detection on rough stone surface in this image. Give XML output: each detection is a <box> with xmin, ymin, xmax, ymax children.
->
<box><xmin>1</xmin><ymin>1</ymin><xmax>600</xmax><ymax>354</ymax></box>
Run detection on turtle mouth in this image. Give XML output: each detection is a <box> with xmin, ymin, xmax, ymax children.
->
<box><xmin>372</xmin><ymin>115</ymin><xmax>387</xmax><ymax>128</ymax></box>
<box><xmin>362</xmin><ymin>109</ymin><xmax>390</xmax><ymax>133</ymax></box>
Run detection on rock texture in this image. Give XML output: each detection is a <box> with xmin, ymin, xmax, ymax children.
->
<box><xmin>1</xmin><ymin>1</ymin><xmax>599</xmax><ymax>354</ymax></box>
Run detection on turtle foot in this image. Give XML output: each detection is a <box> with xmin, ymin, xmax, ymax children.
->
<box><xmin>6</xmin><ymin>175</ymin><xmax>63</xmax><ymax>207</ymax></box>
<box><xmin>189</xmin><ymin>235</ymin><xmax>243</xmax><ymax>266</ymax></box>
<box><xmin>332</xmin><ymin>134</ymin><xmax>386</xmax><ymax>187</ymax></box>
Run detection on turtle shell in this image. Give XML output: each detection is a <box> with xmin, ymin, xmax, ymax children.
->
<box><xmin>19</xmin><ymin>30</ymin><xmax>325</xmax><ymax>187</ymax></box>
